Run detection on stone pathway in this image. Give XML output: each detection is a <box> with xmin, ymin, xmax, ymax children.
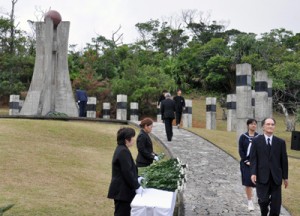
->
<box><xmin>148</xmin><ymin>122</ymin><xmax>291</xmax><ymax>216</ymax></box>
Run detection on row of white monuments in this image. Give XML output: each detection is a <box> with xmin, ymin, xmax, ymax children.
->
<box><xmin>8</xmin><ymin>94</ymin><xmax>193</xmax><ymax>127</ymax></box>
<box><xmin>9</xmin><ymin>64</ymin><xmax>272</xmax><ymax>141</ymax></box>
<box><xmin>9</xmin><ymin>63</ymin><xmax>272</xmax><ymax>137</ymax></box>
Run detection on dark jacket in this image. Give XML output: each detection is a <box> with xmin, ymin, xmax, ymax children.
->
<box><xmin>107</xmin><ymin>144</ymin><xmax>140</xmax><ymax>202</ymax></box>
<box><xmin>157</xmin><ymin>94</ymin><xmax>166</xmax><ymax>106</ymax></box>
<box><xmin>238</xmin><ymin>132</ymin><xmax>258</xmax><ymax>164</ymax></box>
<box><xmin>75</xmin><ymin>89</ymin><xmax>88</xmax><ymax>102</ymax></box>
<box><xmin>136</xmin><ymin>130</ymin><xmax>155</xmax><ymax>167</ymax></box>
<box><xmin>160</xmin><ymin>98</ymin><xmax>176</xmax><ymax>120</ymax></box>
<box><xmin>173</xmin><ymin>95</ymin><xmax>185</xmax><ymax>112</ymax></box>
<box><xmin>250</xmin><ymin>134</ymin><xmax>288</xmax><ymax>185</ymax></box>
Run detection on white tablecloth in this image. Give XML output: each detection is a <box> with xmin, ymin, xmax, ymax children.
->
<box><xmin>131</xmin><ymin>188</ymin><xmax>177</xmax><ymax>216</ymax></box>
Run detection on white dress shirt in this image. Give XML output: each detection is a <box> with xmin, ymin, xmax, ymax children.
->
<box><xmin>264</xmin><ymin>134</ymin><xmax>273</xmax><ymax>146</ymax></box>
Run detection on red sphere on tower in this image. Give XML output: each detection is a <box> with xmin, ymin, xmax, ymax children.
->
<box><xmin>44</xmin><ymin>10</ymin><xmax>62</xmax><ymax>28</ymax></box>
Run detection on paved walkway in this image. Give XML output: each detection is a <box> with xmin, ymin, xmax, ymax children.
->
<box><xmin>148</xmin><ymin>122</ymin><xmax>290</xmax><ymax>216</ymax></box>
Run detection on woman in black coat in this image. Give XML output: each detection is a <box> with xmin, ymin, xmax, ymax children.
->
<box><xmin>136</xmin><ymin>118</ymin><xmax>158</xmax><ymax>167</ymax></box>
<box><xmin>238</xmin><ymin>118</ymin><xmax>258</xmax><ymax>212</ymax></box>
<box><xmin>107</xmin><ymin>127</ymin><xmax>143</xmax><ymax>216</ymax></box>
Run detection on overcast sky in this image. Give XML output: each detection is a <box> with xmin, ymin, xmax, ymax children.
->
<box><xmin>1</xmin><ymin>0</ymin><xmax>300</xmax><ymax>50</ymax></box>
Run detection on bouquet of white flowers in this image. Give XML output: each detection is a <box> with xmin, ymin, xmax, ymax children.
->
<box><xmin>140</xmin><ymin>158</ymin><xmax>187</xmax><ymax>192</ymax></box>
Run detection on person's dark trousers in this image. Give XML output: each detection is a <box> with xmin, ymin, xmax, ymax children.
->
<box><xmin>164</xmin><ymin>118</ymin><xmax>173</xmax><ymax>141</ymax></box>
<box><xmin>256</xmin><ymin>175</ymin><xmax>282</xmax><ymax>216</ymax></box>
<box><xmin>175</xmin><ymin>111</ymin><xmax>182</xmax><ymax>125</ymax></box>
<box><xmin>114</xmin><ymin>200</ymin><xmax>131</xmax><ymax>216</ymax></box>
<box><xmin>78</xmin><ymin>101</ymin><xmax>87</xmax><ymax>117</ymax></box>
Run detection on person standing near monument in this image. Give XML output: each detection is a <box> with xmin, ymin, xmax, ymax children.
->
<box><xmin>157</xmin><ymin>90</ymin><xmax>168</xmax><ymax>108</ymax></box>
<box><xmin>173</xmin><ymin>89</ymin><xmax>185</xmax><ymax>128</ymax></box>
<box><xmin>238</xmin><ymin>119</ymin><xmax>258</xmax><ymax>211</ymax></box>
<box><xmin>75</xmin><ymin>88</ymin><xmax>88</xmax><ymax>117</ymax></box>
<box><xmin>160</xmin><ymin>93</ymin><xmax>176</xmax><ymax>141</ymax></box>
<box><xmin>250</xmin><ymin>118</ymin><xmax>288</xmax><ymax>216</ymax></box>
<box><xmin>136</xmin><ymin>118</ymin><xmax>159</xmax><ymax>167</ymax></box>
<box><xmin>107</xmin><ymin>127</ymin><xmax>143</xmax><ymax>216</ymax></box>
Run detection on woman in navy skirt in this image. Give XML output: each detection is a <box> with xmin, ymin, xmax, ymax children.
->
<box><xmin>238</xmin><ymin>119</ymin><xmax>258</xmax><ymax>211</ymax></box>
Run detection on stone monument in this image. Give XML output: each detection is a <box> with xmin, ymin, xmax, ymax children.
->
<box><xmin>236</xmin><ymin>63</ymin><xmax>253</xmax><ymax>142</ymax></box>
<box><xmin>206</xmin><ymin>97</ymin><xmax>217</xmax><ymax>130</ymax></box>
<box><xmin>116</xmin><ymin>94</ymin><xmax>127</xmax><ymax>120</ymax></box>
<box><xmin>20</xmin><ymin>10</ymin><xmax>78</xmax><ymax>116</ymax></box>
<box><xmin>226</xmin><ymin>94</ymin><xmax>236</xmax><ymax>132</ymax></box>
<box><xmin>267</xmin><ymin>78</ymin><xmax>273</xmax><ymax>117</ymax></box>
<box><xmin>182</xmin><ymin>99</ymin><xmax>192</xmax><ymax>128</ymax></box>
<box><xmin>254</xmin><ymin>71</ymin><xmax>269</xmax><ymax>133</ymax></box>
<box><xmin>130</xmin><ymin>102</ymin><xmax>139</xmax><ymax>121</ymax></box>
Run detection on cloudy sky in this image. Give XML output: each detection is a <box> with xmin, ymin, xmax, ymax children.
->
<box><xmin>1</xmin><ymin>0</ymin><xmax>300</xmax><ymax>49</ymax></box>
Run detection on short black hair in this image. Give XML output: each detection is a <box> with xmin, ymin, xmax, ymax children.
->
<box><xmin>246</xmin><ymin>118</ymin><xmax>257</xmax><ymax>125</ymax></box>
<box><xmin>261</xmin><ymin>117</ymin><xmax>276</xmax><ymax>127</ymax></box>
<box><xmin>117</xmin><ymin>127</ymin><xmax>136</xmax><ymax>145</ymax></box>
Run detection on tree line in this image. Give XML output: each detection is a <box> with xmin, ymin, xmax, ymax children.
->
<box><xmin>0</xmin><ymin>6</ymin><xmax>299</xmax><ymax>116</ymax></box>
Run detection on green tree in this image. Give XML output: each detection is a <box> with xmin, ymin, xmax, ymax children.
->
<box><xmin>135</xmin><ymin>19</ymin><xmax>160</xmax><ymax>50</ymax></box>
<box><xmin>285</xmin><ymin>32</ymin><xmax>300</xmax><ymax>51</ymax></box>
<box><xmin>152</xmin><ymin>22</ymin><xmax>189</xmax><ymax>56</ymax></box>
<box><xmin>136</xmin><ymin>19</ymin><xmax>189</xmax><ymax>56</ymax></box>
<box><xmin>68</xmin><ymin>44</ymin><xmax>83</xmax><ymax>81</ymax></box>
<box><xmin>230</xmin><ymin>33</ymin><xmax>257</xmax><ymax>63</ymax></box>
<box><xmin>0</xmin><ymin>17</ymin><xmax>11</xmax><ymax>53</ymax></box>
<box><xmin>0</xmin><ymin>15</ymin><xmax>34</xmax><ymax>99</ymax></box>
<box><xmin>177</xmin><ymin>38</ymin><xmax>230</xmax><ymax>91</ymax></box>
<box><xmin>112</xmin><ymin>57</ymin><xmax>176</xmax><ymax>115</ymax></box>
<box><xmin>205</xmin><ymin>54</ymin><xmax>232</xmax><ymax>91</ymax></box>
<box><xmin>270</xmin><ymin>61</ymin><xmax>300</xmax><ymax>106</ymax></box>
<box><xmin>182</xmin><ymin>10</ymin><xmax>226</xmax><ymax>44</ymax></box>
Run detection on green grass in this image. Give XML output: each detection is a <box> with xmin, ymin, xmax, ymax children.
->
<box><xmin>0</xmin><ymin>119</ymin><xmax>166</xmax><ymax>216</ymax></box>
<box><xmin>0</xmin><ymin>107</ymin><xmax>8</xmax><ymax>115</ymax></box>
<box><xmin>188</xmin><ymin>96</ymin><xmax>300</xmax><ymax>216</ymax></box>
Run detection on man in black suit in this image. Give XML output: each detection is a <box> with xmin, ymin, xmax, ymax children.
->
<box><xmin>157</xmin><ymin>90</ymin><xmax>167</xmax><ymax>107</ymax></box>
<box><xmin>75</xmin><ymin>88</ymin><xmax>88</xmax><ymax>117</ymax></box>
<box><xmin>250</xmin><ymin>118</ymin><xmax>288</xmax><ymax>216</ymax></box>
<box><xmin>160</xmin><ymin>93</ymin><xmax>176</xmax><ymax>141</ymax></box>
<box><xmin>173</xmin><ymin>89</ymin><xmax>185</xmax><ymax>128</ymax></box>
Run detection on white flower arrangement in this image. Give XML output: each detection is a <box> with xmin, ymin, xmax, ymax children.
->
<box><xmin>140</xmin><ymin>158</ymin><xmax>188</xmax><ymax>192</ymax></box>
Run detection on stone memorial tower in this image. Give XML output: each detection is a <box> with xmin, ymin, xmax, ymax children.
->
<box><xmin>236</xmin><ymin>63</ymin><xmax>253</xmax><ymax>142</ymax></box>
<box><xmin>254</xmin><ymin>71</ymin><xmax>269</xmax><ymax>133</ymax></box>
<box><xmin>20</xmin><ymin>10</ymin><xmax>78</xmax><ymax>116</ymax></box>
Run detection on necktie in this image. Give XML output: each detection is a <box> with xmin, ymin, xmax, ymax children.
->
<box><xmin>267</xmin><ymin>138</ymin><xmax>271</xmax><ymax>154</ymax></box>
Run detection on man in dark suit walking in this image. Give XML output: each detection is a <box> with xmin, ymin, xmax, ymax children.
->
<box><xmin>75</xmin><ymin>88</ymin><xmax>88</xmax><ymax>117</ymax></box>
<box><xmin>160</xmin><ymin>93</ymin><xmax>176</xmax><ymax>141</ymax></box>
<box><xmin>250</xmin><ymin>118</ymin><xmax>288</xmax><ymax>216</ymax></box>
<box><xmin>173</xmin><ymin>89</ymin><xmax>185</xmax><ymax>128</ymax></box>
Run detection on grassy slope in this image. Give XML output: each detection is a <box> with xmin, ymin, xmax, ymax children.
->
<box><xmin>0</xmin><ymin>108</ymin><xmax>8</xmax><ymax>115</ymax></box>
<box><xmin>188</xmin><ymin>96</ymin><xmax>300</xmax><ymax>216</ymax></box>
<box><xmin>0</xmin><ymin>119</ymin><xmax>165</xmax><ymax>216</ymax></box>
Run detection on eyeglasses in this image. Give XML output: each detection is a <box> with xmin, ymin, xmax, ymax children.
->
<box><xmin>265</xmin><ymin>123</ymin><xmax>275</xmax><ymax>126</ymax></box>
